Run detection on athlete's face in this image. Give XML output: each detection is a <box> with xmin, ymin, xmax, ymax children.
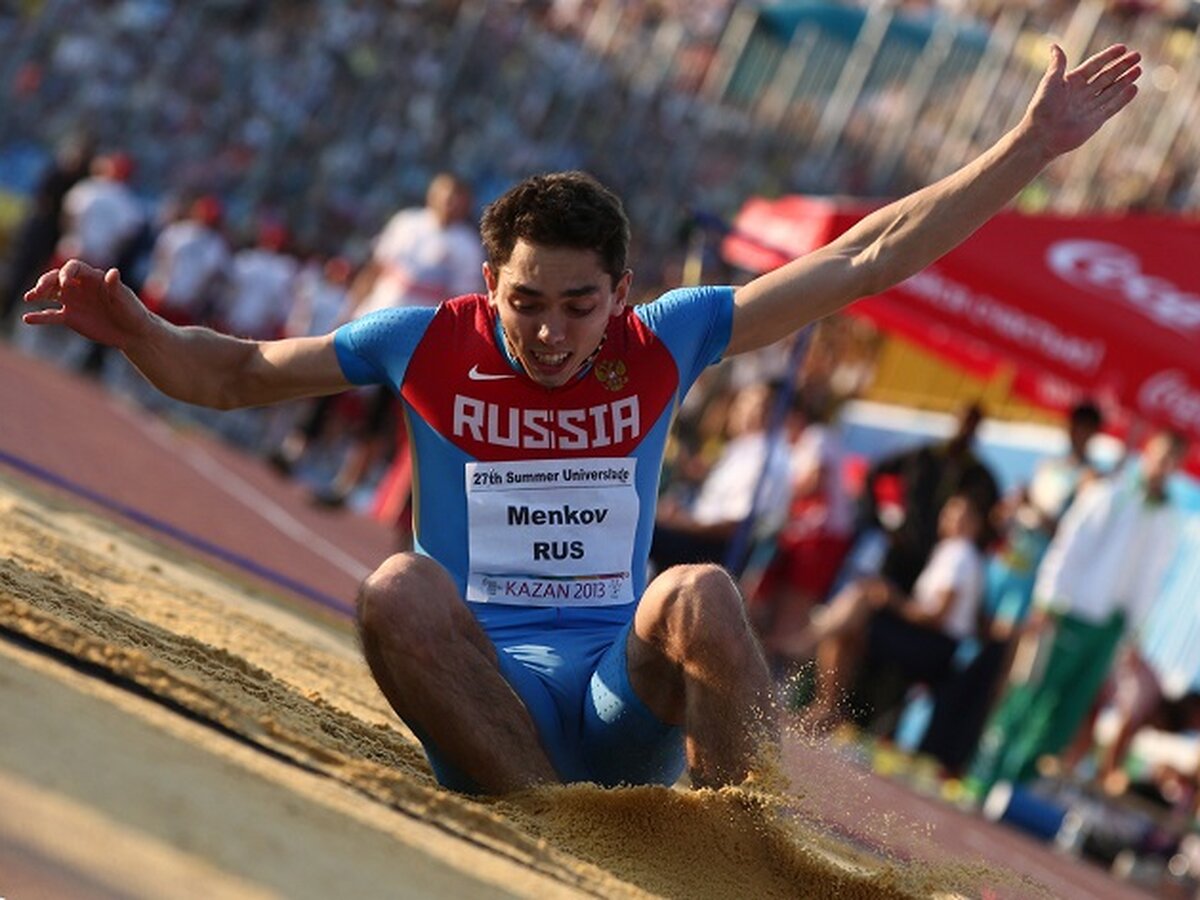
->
<box><xmin>485</xmin><ymin>240</ymin><xmax>631</xmax><ymax>389</ymax></box>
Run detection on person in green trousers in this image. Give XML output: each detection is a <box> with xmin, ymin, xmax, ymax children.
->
<box><xmin>967</xmin><ymin>430</ymin><xmax>1185</xmax><ymax>796</ymax></box>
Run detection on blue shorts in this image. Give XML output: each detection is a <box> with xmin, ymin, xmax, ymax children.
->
<box><xmin>418</xmin><ymin>605</ymin><xmax>685</xmax><ymax>793</ymax></box>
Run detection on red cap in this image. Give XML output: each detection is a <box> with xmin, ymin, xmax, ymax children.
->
<box><xmin>98</xmin><ymin>152</ymin><xmax>135</xmax><ymax>182</ymax></box>
<box><xmin>258</xmin><ymin>222</ymin><xmax>289</xmax><ymax>251</ymax></box>
<box><xmin>191</xmin><ymin>195</ymin><xmax>223</xmax><ymax>227</ymax></box>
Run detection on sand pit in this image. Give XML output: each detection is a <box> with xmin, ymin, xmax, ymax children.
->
<box><xmin>0</xmin><ymin>471</ymin><xmax>1056</xmax><ymax>899</ymax></box>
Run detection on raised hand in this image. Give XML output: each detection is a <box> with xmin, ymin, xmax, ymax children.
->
<box><xmin>23</xmin><ymin>260</ymin><xmax>153</xmax><ymax>350</ymax></box>
<box><xmin>1024</xmin><ymin>43</ymin><xmax>1141</xmax><ymax>158</ymax></box>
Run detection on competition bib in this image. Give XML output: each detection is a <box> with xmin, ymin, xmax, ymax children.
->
<box><xmin>465</xmin><ymin>458</ymin><xmax>638</xmax><ymax>605</ymax></box>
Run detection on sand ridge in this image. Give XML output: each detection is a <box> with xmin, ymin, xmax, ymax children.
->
<box><xmin>0</xmin><ymin>476</ymin><xmax>1040</xmax><ymax>898</ymax></box>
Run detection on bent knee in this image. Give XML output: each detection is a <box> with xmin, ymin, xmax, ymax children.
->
<box><xmin>642</xmin><ymin>564</ymin><xmax>750</xmax><ymax>652</ymax></box>
<box><xmin>356</xmin><ymin>552</ymin><xmax>459</xmax><ymax>635</ymax></box>
<box><xmin>662</xmin><ymin>563</ymin><xmax>740</xmax><ymax>607</ymax></box>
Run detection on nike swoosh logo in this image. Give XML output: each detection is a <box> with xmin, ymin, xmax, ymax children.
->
<box><xmin>468</xmin><ymin>364</ymin><xmax>517</xmax><ymax>381</ymax></box>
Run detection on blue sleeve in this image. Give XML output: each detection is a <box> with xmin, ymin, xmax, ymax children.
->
<box><xmin>333</xmin><ymin>306</ymin><xmax>439</xmax><ymax>387</ymax></box>
<box><xmin>634</xmin><ymin>285</ymin><xmax>734</xmax><ymax>392</ymax></box>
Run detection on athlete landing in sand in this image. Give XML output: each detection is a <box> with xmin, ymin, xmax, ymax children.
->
<box><xmin>25</xmin><ymin>44</ymin><xmax>1140</xmax><ymax>795</ymax></box>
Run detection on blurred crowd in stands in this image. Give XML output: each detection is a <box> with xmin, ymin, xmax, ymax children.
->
<box><xmin>3</xmin><ymin>0</ymin><xmax>1199</xmax><ymax>272</ymax></box>
<box><xmin>2</xmin><ymin>0</ymin><xmax>1200</xmax><ymax>889</ymax></box>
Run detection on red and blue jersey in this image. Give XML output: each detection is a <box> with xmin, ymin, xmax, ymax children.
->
<box><xmin>334</xmin><ymin>286</ymin><xmax>733</xmax><ymax>626</ymax></box>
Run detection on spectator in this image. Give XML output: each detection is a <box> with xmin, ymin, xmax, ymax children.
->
<box><xmin>748</xmin><ymin>391</ymin><xmax>854</xmax><ymax>664</ymax></box>
<box><xmin>0</xmin><ymin>135</ymin><xmax>93</xmax><ymax>335</ymax></box>
<box><xmin>1053</xmin><ymin>643</ymin><xmax>1170</xmax><ymax>796</ymax></box>
<box><xmin>660</xmin><ymin>375</ymin><xmax>739</xmax><ymax>507</ymax></box>
<box><xmin>1134</xmin><ymin>693</ymin><xmax>1200</xmax><ymax>819</ymax></box>
<box><xmin>985</xmin><ymin>400</ymin><xmax>1105</xmax><ymax>638</ymax></box>
<box><xmin>913</xmin><ymin>401</ymin><xmax>1109</xmax><ymax>772</ymax></box>
<box><xmin>17</xmin><ymin>150</ymin><xmax>144</xmax><ymax>369</ymax></box>
<box><xmin>215</xmin><ymin>221</ymin><xmax>299</xmax><ymax>341</ymax></box>
<box><xmin>650</xmin><ymin>380</ymin><xmax>793</xmax><ymax>573</ymax></box>
<box><xmin>141</xmin><ymin>195</ymin><xmax>231</xmax><ymax>327</ymax></box>
<box><xmin>285</xmin><ymin>255</ymin><xmax>355</xmax><ymax>340</ymax></box>
<box><xmin>271</xmin><ymin>173</ymin><xmax>484</xmax><ymax>510</ymax></box>
<box><xmin>195</xmin><ymin>220</ymin><xmax>301</xmax><ymax>447</ymax></box>
<box><xmin>967</xmin><ymin>429</ymin><xmax>1187</xmax><ymax>800</ymax></box>
<box><xmin>856</xmin><ymin>403</ymin><xmax>1000</xmax><ymax>595</ymax></box>
<box><xmin>56</xmin><ymin>151</ymin><xmax>144</xmax><ymax>272</ymax></box>
<box><xmin>348</xmin><ymin>172</ymin><xmax>483</xmax><ymax>316</ymax></box>
<box><xmin>777</xmin><ymin>492</ymin><xmax>987</xmax><ymax>733</ymax></box>
<box><xmin>259</xmin><ymin>254</ymin><xmax>358</xmax><ymax>466</ymax></box>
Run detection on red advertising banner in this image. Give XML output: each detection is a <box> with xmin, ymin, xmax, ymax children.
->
<box><xmin>723</xmin><ymin>196</ymin><xmax>1200</xmax><ymax>447</ymax></box>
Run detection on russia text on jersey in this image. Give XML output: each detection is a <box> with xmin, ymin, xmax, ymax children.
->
<box><xmin>452</xmin><ymin>394</ymin><xmax>640</xmax><ymax>450</ymax></box>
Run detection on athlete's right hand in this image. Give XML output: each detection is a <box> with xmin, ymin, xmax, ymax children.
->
<box><xmin>24</xmin><ymin>260</ymin><xmax>153</xmax><ymax>350</ymax></box>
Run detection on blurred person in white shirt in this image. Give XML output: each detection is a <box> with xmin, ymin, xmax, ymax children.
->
<box><xmin>141</xmin><ymin>195</ymin><xmax>231</xmax><ymax>327</ymax></box>
<box><xmin>969</xmin><ymin>429</ymin><xmax>1186</xmax><ymax>796</ymax></box>
<box><xmin>748</xmin><ymin>393</ymin><xmax>854</xmax><ymax>661</ymax></box>
<box><xmin>985</xmin><ymin>400</ymin><xmax>1105</xmax><ymax>640</ymax></box>
<box><xmin>215</xmin><ymin>222</ymin><xmax>299</xmax><ymax>340</ymax></box>
<box><xmin>349</xmin><ymin>172</ymin><xmax>483</xmax><ymax>316</ymax></box>
<box><xmin>285</xmin><ymin>255</ymin><xmax>354</xmax><ymax>340</ymax></box>
<box><xmin>269</xmin><ymin>174</ymin><xmax>483</xmax><ymax>506</ymax></box>
<box><xmin>260</xmin><ymin>255</ymin><xmax>357</xmax><ymax>461</ymax></box>
<box><xmin>57</xmin><ymin>152</ymin><xmax>144</xmax><ymax>270</ymax></box>
<box><xmin>776</xmin><ymin>492</ymin><xmax>987</xmax><ymax>731</ymax></box>
<box><xmin>21</xmin><ymin>151</ymin><xmax>145</xmax><ymax>369</ymax></box>
<box><xmin>651</xmin><ymin>381</ymin><xmax>794</xmax><ymax>572</ymax></box>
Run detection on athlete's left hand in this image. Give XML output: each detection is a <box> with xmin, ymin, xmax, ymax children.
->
<box><xmin>1022</xmin><ymin>43</ymin><xmax>1140</xmax><ymax>159</ymax></box>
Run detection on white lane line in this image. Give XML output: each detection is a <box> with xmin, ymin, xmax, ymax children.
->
<box><xmin>134</xmin><ymin>414</ymin><xmax>373</xmax><ymax>581</ymax></box>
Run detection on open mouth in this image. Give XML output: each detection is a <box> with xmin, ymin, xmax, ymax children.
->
<box><xmin>529</xmin><ymin>350</ymin><xmax>571</xmax><ymax>372</ymax></box>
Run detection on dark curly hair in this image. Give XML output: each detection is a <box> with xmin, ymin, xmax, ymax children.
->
<box><xmin>480</xmin><ymin>171</ymin><xmax>630</xmax><ymax>288</ymax></box>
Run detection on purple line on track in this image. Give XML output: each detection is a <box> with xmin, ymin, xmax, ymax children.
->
<box><xmin>0</xmin><ymin>447</ymin><xmax>352</xmax><ymax>618</ymax></box>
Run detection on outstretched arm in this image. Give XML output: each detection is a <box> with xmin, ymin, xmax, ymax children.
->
<box><xmin>24</xmin><ymin>260</ymin><xmax>350</xmax><ymax>409</ymax></box>
<box><xmin>727</xmin><ymin>43</ymin><xmax>1141</xmax><ymax>355</ymax></box>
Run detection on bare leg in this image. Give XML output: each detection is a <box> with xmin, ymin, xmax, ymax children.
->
<box><xmin>356</xmin><ymin>553</ymin><xmax>558</xmax><ymax>793</ymax></box>
<box><xmin>1048</xmin><ymin>701</ymin><xmax>1100</xmax><ymax>778</ymax></box>
<box><xmin>760</xmin><ymin>586</ymin><xmax>817</xmax><ymax>668</ymax></box>
<box><xmin>1098</xmin><ymin>663</ymin><xmax>1163</xmax><ymax>793</ymax></box>
<box><xmin>771</xmin><ymin>577</ymin><xmax>880</xmax><ymax>663</ymax></box>
<box><xmin>627</xmin><ymin>564</ymin><xmax>778</xmax><ymax>788</ymax></box>
<box><xmin>329</xmin><ymin>434</ymin><xmax>385</xmax><ymax>497</ymax></box>
<box><xmin>808</xmin><ymin>629</ymin><xmax>866</xmax><ymax>726</ymax></box>
<box><xmin>799</xmin><ymin>580</ymin><xmax>880</xmax><ymax>725</ymax></box>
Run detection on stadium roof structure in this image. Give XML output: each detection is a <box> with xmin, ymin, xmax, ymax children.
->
<box><xmin>722</xmin><ymin>194</ymin><xmax>1200</xmax><ymax>462</ymax></box>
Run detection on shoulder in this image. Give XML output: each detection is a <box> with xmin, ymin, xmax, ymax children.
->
<box><xmin>451</xmin><ymin>226</ymin><xmax>482</xmax><ymax>248</ymax></box>
<box><xmin>377</xmin><ymin>207</ymin><xmax>424</xmax><ymax>239</ymax></box>
<box><xmin>1083</xmin><ymin>477</ymin><xmax>1121</xmax><ymax>509</ymax></box>
<box><xmin>936</xmin><ymin>537</ymin><xmax>983</xmax><ymax>568</ymax></box>
<box><xmin>334</xmin><ymin>302</ymin><xmax>448</xmax><ymax>384</ymax></box>
<box><xmin>64</xmin><ymin>178</ymin><xmax>97</xmax><ymax>204</ymax></box>
<box><xmin>637</xmin><ymin>284</ymin><xmax>734</xmax><ymax>315</ymax></box>
<box><xmin>390</xmin><ymin>206</ymin><xmax>426</xmax><ymax>226</ymax></box>
<box><xmin>632</xmin><ymin>285</ymin><xmax>735</xmax><ymax>343</ymax></box>
<box><xmin>438</xmin><ymin>292</ymin><xmax>490</xmax><ymax>323</ymax></box>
